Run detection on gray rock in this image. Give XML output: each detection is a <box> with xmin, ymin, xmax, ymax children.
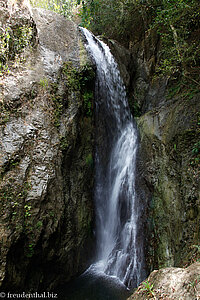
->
<box><xmin>128</xmin><ymin>262</ymin><xmax>200</xmax><ymax>299</ymax></box>
<box><xmin>137</xmin><ymin>94</ymin><xmax>200</xmax><ymax>270</ymax></box>
<box><xmin>0</xmin><ymin>0</ymin><xmax>95</xmax><ymax>292</ymax></box>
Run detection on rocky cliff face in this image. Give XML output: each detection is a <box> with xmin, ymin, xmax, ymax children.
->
<box><xmin>0</xmin><ymin>0</ymin><xmax>199</xmax><ymax>295</ymax></box>
<box><xmin>131</xmin><ymin>32</ymin><xmax>200</xmax><ymax>271</ymax></box>
<box><xmin>108</xmin><ymin>27</ymin><xmax>200</xmax><ymax>274</ymax></box>
<box><xmin>109</xmin><ymin>23</ymin><xmax>200</xmax><ymax>299</ymax></box>
<box><xmin>0</xmin><ymin>1</ymin><xmax>95</xmax><ymax>292</ymax></box>
<box><xmin>138</xmin><ymin>94</ymin><xmax>200</xmax><ymax>270</ymax></box>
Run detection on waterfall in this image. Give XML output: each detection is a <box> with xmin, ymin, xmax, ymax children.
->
<box><xmin>81</xmin><ymin>28</ymin><xmax>145</xmax><ymax>289</ymax></box>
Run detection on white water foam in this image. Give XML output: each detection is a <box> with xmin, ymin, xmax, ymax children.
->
<box><xmin>81</xmin><ymin>27</ymin><xmax>144</xmax><ymax>289</ymax></box>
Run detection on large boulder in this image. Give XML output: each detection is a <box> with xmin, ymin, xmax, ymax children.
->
<box><xmin>0</xmin><ymin>0</ymin><xmax>95</xmax><ymax>292</ymax></box>
<box><xmin>128</xmin><ymin>262</ymin><xmax>200</xmax><ymax>299</ymax></box>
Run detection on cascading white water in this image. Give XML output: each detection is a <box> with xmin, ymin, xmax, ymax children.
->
<box><xmin>81</xmin><ymin>27</ymin><xmax>145</xmax><ymax>289</ymax></box>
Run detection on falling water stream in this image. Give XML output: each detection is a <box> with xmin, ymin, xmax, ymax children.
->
<box><xmin>58</xmin><ymin>28</ymin><xmax>145</xmax><ymax>300</ymax></box>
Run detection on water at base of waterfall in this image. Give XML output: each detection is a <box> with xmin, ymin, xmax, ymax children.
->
<box><xmin>56</xmin><ymin>269</ymin><xmax>132</xmax><ymax>300</ymax></box>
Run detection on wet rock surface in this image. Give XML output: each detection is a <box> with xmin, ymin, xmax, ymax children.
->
<box><xmin>0</xmin><ymin>0</ymin><xmax>95</xmax><ymax>292</ymax></box>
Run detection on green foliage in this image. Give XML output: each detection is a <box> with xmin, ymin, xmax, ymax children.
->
<box><xmin>62</xmin><ymin>61</ymin><xmax>95</xmax><ymax>117</ymax></box>
<box><xmin>49</xmin><ymin>211</ymin><xmax>55</xmax><ymax>217</ymax></box>
<box><xmin>127</xmin><ymin>96</ymin><xmax>141</xmax><ymax>118</ymax></box>
<box><xmin>190</xmin><ymin>115</ymin><xmax>200</xmax><ymax>166</ymax></box>
<box><xmin>24</xmin><ymin>204</ymin><xmax>32</xmax><ymax>218</ymax></box>
<box><xmin>79</xmin><ymin>0</ymin><xmax>199</xmax><ymax>98</ymax></box>
<box><xmin>36</xmin><ymin>220</ymin><xmax>43</xmax><ymax>228</ymax></box>
<box><xmin>0</xmin><ymin>179</ymin><xmax>31</xmax><ymax>228</ymax></box>
<box><xmin>35</xmin><ymin>61</ymin><xmax>94</xmax><ymax>129</ymax></box>
<box><xmin>78</xmin><ymin>0</ymin><xmax>149</xmax><ymax>39</ymax></box>
<box><xmin>0</xmin><ymin>102</ymin><xmax>11</xmax><ymax>125</ymax></box>
<box><xmin>133</xmin><ymin>101</ymin><xmax>141</xmax><ymax>117</ymax></box>
<box><xmin>188</xmin><ymin>277</ymin><xmax>200</xmax><ymax>288</ymax></box>
<box><xmin>25</xmin><ymin>243</ymin><xmax>35</xmax><ymax>258</ymax></box>
<box><xmin>188</xmin><ymin>274</ymin><xmax>200</xmax><ymax>297</ymax></box>
<box><xmin>78</xmin><ymin>0</ymin><xmax>124</xmax><ymax>35</ymax></box>
<box><xmin>49</xmin><ymin>62</ymin><xmax>94</xmax><ymax>128</ymax></box>
<box><xmin>79</xmin><ymin>64</ymin><xmax>95</xmax><ymax>89</ymax></box>
<box><xmin>0</xmin><ymin>25</ymin><xmax>33</xmax><ymax>75</ymax></box>
<box><xmin>63</xmin><ymin>61</ymin><xmax>95</xmax><ymax>90</ymax></box>
<box><xmin>0</xmin><ymin>180</ymin><xmax>30</xmax><ymax>203</ymax></box>
<box><xmin>52</xmin><ymin>94</ymin><xmax>63</xmax><ymax>127</ymax></box>
<box><xmin>185</xmin><ymin>244</ymin><xmax>200</xmax><ymax>266</ymax></box>
<box><xmin>47</xmin><ymin>81</ymin><xmax>64</xmax><ymax>128</ymax></box>
<box><xmin>39</xmin><ymin>62</ymin><xmax>94</xmax><ymax>129</ymax></box>
<box><xmin>141</xmin><ymin>280</ymin><xmax>155</xmax><ymax>297</ymax></box>
<box><xmin>85</xmin><ymin>153</ymin><xmax>93</xmax><ymax>167</ymax></box>
<box><xmin>39</xmin><ymin>77</ymin><xmax>49</xmax><ymax>88</ymax></box>
<box><xmin>192</xmin><ymin>142</ymin><xmax>200</xmax><ymax>155</ymax></box>
<box><xmin>30</xmin><ymin>0</ymin><xmax>77</xmax><ymax>18</ymax></box>
<box><xmin>167</xmin><ymin>79</ymin><xmax>199</xmax><ymax>103</ymax></box>
<box><xmin>79</xmin><ymin>64</ymin><xmax>95</xmax><ymax>116</ymax></box>
<box><xmin>83</xmin><ymin>91</ymin><xmax>93</xmax><ymax>116</ymax></box>
<box><xmin>152</xmin><ymin>0</ymin><xmax>200</xmax><ymax>85</ymax></box>
<box><xmin>60</xmin><ymin>136</ymin><xmax>69</xmax><ymax>150</ymax></box>
<box><xmin>192</xmin><ymin>245</ymin><xmax>200</xmax><ymax>255</ymax></box>
<box><xmin>63</xmin><ymin>61</ymin><xmax>81</xmax><ymax>91</ymax></box>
